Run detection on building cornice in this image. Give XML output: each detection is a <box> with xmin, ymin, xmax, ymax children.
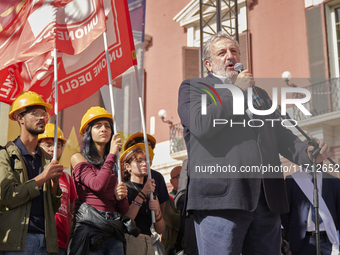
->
<box><xmin>174</xmin><ymin>0</ymin><xmax>247</xmax><ymax>27</ymax></box>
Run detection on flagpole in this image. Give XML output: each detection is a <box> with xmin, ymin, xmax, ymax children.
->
<box><xmin>103</xmin><ymin>31</ymin><xmax>122</xmax><ymax>183</ymax></box>
<box><xmin>133</xmin><ymin>65</ymin><xmax>155</xmax><ymax>223</ymax></box>
<box><xmin>53</xmin><ymin>48</ymin><xmax>58</xmax><ymax>161</ymax></box>
<box><xmin>133</xmin><ymin>1</ymin><xmax>155</xmax><ymax>224</ymax></box>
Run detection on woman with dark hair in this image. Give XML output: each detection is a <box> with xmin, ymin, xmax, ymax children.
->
<box><xmin>121</xmin><ymin>144</ymin><xmax>165</xmax><ymax>255</ymax></box>
<box><xmin>69</xmin><ymin>106</ymin><xmax>130</xmax><ymax>255</ymax></box>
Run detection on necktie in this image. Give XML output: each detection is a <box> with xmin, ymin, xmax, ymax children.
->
<box><xmin>311</xmin><ymin>176</ymin><xmax>323</xmax><ymax>224</ymax></box>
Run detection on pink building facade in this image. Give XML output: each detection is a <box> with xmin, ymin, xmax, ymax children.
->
<box><xmin>144</xmin><ymin>0</ymin><xmax>340</xmax><ymax>179</ymax></box>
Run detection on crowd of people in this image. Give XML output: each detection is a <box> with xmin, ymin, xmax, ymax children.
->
<box><xmin>0</xmin><ymin>92</ymin><xmax>177</xmax><ymax>255</ymax></box>
<box><xmin>0</xmin><ymin>30</ymin><xmax>339</xmax><ymax>255</ymax></box>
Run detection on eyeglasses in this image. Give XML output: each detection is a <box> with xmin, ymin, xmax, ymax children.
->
<box><xmin>40</xmin><ymin>142</ymin><xmax>62</xmax><ymax>150</ymax></box>
<box><xmin>171</xmin><ymin>174</ymin><xmax>180</xmax><ymax>180</ymax></box>
<box><xmin>134</xmin><ymin>159</ymin><xmax>147</xmax><ymax>164</ymax></box>
<box><xmin>23</xmin><ymin>110</ymin><xmax>50</xmax><ymax>120</ymax></box>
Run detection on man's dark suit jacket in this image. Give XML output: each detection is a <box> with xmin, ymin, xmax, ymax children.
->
<box><xmin>177</xmin><ymin>73</ymin><xmax>311</xmax><ymax>214</ymax></box>
<box><xmin>281</xmin><ymin>172</ymin><xmax>340</xmax><ymax>253</ymax></box>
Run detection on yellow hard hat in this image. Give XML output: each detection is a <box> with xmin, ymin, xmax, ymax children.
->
<box><xmin>9</xmin><ymin>91</ymin><xmax>53</xmax><ymax>121</ymax></box>
<box><xmin>38</xmin><ymin>123</ymin><xmax>66</xmax><ymax>144</ymax></box>
<box><xmin>80</xmin><ymin>106</ymin><xmax>113</xmax><ymax>135</ymax></box>
<box><xmin>124</xmin><ymin>132</ymin><xmax>157</xmax><ymax>150</ymax></box>
<box><xmin>120</xmin><ymin>142</ymin><xmax>154</xmax><ymax>165</ymax></box>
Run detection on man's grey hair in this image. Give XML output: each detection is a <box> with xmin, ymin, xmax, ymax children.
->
<box><xmin>202</xmin><ymin>31</ymin><xmax>240</xmax><ymax>64</ymax></box>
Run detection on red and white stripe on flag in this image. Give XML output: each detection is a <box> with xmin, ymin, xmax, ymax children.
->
<box><xmin>22</xmin><ymin>0</ymin><xmax>137</xmax><ymax>113</ymax></box>
<box><xmin>0</xmin><ymin>0</ymin><xmax>106</xmax><ymax>70</ymax></box>
<box><xmin>0</xmin><ymin>65</ymin><xmax>24</xmax><ymax>104</ymax></box>
<box><xmin>0</xmin><ymin>0</ymin><xmax>25</xmax><ymax>32</ymax></box>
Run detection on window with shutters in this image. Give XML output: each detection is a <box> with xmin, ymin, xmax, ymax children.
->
<box><xmin>182</xmin><ymin>46</ymin><xmax>200</xmax><ymax>80</ymax></box>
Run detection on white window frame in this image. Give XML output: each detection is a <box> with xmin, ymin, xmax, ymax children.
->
<box><xmin>325</xmin><ymin>1</ymin><xmax>340</xmax><ymax>78</ymax></box>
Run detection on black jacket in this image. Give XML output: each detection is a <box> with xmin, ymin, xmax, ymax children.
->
<box><xmin>281</xmin><ymin>173</ymin><xmax>340</xmax><ymax>252</ymax></box>
<box><xmin>68</xmin><ymin>202</ymin><xmax>140</xmax><ymax>255</ymax></box>
<box><xmin>177</xmin><ymin>73</ymin><xmax>311</xmax><ymax>213</ymax></box>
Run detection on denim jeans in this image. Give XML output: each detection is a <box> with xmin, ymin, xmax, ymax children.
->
<box><xmin>97</xmin><ymin>210</ymin><xmax>120</xmax><ymax>220</ymax></box>
<box><xmin>0</xmin><ymin>233</ymin><xmax>51</xmax><ymax>255</ymax></box>
<box><xmin>57</xmin><ymin>247</ymin><xmax>66</xmax><ymax>255</ymax></box>
<box><xmin>88</xmin><ymin>209</ymin><xmax>123</xmax><ymax>255</ymax></box>
<box><xmin>292</xmin><ymin>235</ymin><xmax>332</xmax><ymax>255</ymax></box>
<box><xmin>88</xmin><ymin>235</ymin><xmax>124</xmax><ymax>255</ymax></box>
<box><xmin>193</xmin><ymin>187</ymin><xmax>281</xmax><ymax>255</ymax></box>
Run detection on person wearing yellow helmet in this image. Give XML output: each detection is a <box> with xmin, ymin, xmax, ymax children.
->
<box><xmin>38</xmin><ymin>123</ymin><xmax>77</xmax><ymax>255</ymax></box>
<box><xmin>0</xmin><ymin>91</ymin><xmax>64</xmax><ymax>254</ymax></box>
<box><xmin>124</xmin><ymin>132</ymin><xmax>169</xmax><ymax>215</ymax></box>
<box><xmin>120</xmin><ymin>143</ymin><xmax>165</xmax><ymax>255</ymax></box>
<box><xmin>68</xmin><ymin>106</ymin><xmax>130</xmax><ymax>255</ymax></box>
<box><xmin>124</xmin><ymin>132</ymin><xmax>157</xmax><ymax>151</ymax></box>
<box><xmin>38</xmin><ymin>123</ymin><xmax>67</xmax><ymax>160</ymax></box>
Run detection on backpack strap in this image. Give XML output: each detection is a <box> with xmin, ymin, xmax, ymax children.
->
<box><xmin>2</xmin><ymin>142</ymin><xmax>16</xmax><ymax>171</ymax></box>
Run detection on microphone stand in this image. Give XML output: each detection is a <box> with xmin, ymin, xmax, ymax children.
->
<box><xmin>276</xmin><ymin>106</ymin><xmax>337</xmax><ymax>255</ymax></box>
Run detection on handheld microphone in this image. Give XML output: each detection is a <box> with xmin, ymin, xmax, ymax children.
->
<box><xmin>233</xmin><ymin>62</ymin><xmax>244</xmax><ymax>74</ymax></box>
<box><xmin>234</xmin><ymin>63</ymin><xmax>264</xmax><ymax>109</ymax></box>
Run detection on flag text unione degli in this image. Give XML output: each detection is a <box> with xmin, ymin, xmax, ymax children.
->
<box><xmin>57</xmin><ymin>15</ymin><xmax>99</xmax><ymax>41</ymax></box>
<box><xmin>59</xmin><ymin>47</ymin><xmax>123</xmax><ymax>95</ymax></box>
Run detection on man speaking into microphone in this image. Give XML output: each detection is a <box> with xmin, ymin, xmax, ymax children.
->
<box><xmin>177</xmin><ymin>31</ymin><xmax>331</xmax><ymax>255</ymax></box>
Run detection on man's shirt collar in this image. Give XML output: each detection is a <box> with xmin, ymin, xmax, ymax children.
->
<box><xmin>210</xmin><ymin>72</ymin><xmax>233</xmax><ymax>84</ymax></box>
<box><xmin>13</xmin><ymin>136</ymin><xmax>42</xmax><ymax>157</ymax></box>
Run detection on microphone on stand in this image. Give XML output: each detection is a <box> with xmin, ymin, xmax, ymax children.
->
<box><xmin>234</xmin><ymin>63</ymin><xmax>264</xmax><ymax>109</ymax></box>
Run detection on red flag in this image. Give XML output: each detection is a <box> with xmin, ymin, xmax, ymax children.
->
<box><xmin>0</xmin><ymin>0</ymin><xmax>26</xmax><ymax>32</ymax></box>
<box><xmin>0</xmin><ymin>65</ymin><xmax>24</xmax><ymax>104</ymax></box>
<box><xmin>21</xmin><ymin>0</ymin><xmax>136</xmax><ymax>113</ymax></box>
<box><xmin>0</xmin><ymin>0</ymin><xmax>106</xmax><ymax>70</ymax></box>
